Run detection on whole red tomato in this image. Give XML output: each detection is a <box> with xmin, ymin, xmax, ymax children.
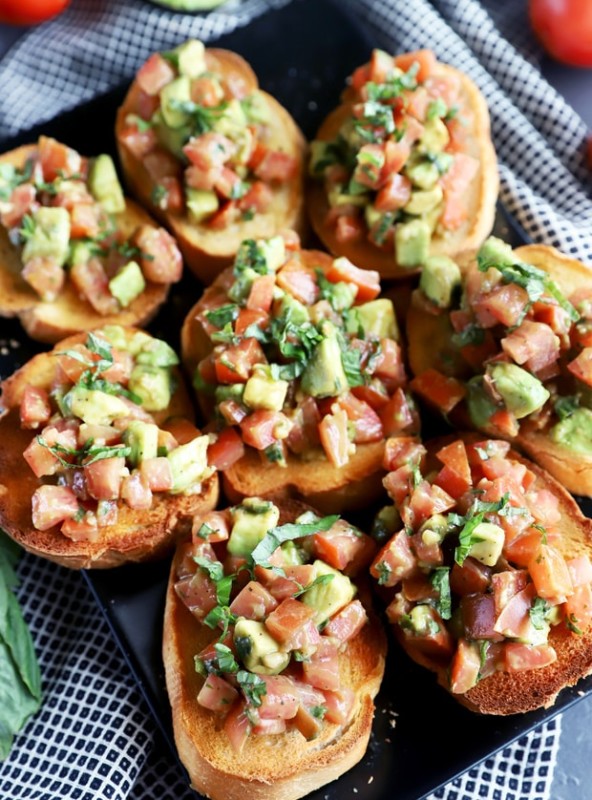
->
<box><xmin>0</xmin><ymin>0</ymin><xmax>70</xmax><ymax>25</ymax></box>
<box><xmin>529</xmin><ymin>0</ymin><xmax>592</xmax><ymax>67</ymax></box>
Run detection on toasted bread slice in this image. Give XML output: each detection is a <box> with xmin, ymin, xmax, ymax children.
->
<box><xmin>116</xmin><ymin>48</ymin><xmax>307</xmax><ymax>284</ymax></box>
<box><xmin>307</xmin><ymin>62</ymin><xmax>498</xmax><ymax>281</ymax></box>
<box><xmin>0</xmin><ymin>329</ymin><xmax>219</xmax><ymax>569</ymax></box>
<box><xmin>0</xmin><ymin>144</ymin><xmax>175</xmax><ymax>344</ymax></box>
<box><xmin>163</xmin><ymin>498</ymin><xmax>387</xmax><ymax>800</ymax></box>
<box><xmin>406</xmin><ymin>244</ymin><xmax>592</xmax><ymax>497</ymax></box>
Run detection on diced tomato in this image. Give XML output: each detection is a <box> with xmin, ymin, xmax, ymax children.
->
<box><xmin>218</xmin><ymin>400</ymin><xmax>248</xmax><ymax>426</ymax></box>
<box><xmin>69</xmin><ymin>203</ymin><xmax>100</xmax><ymax>239</ymax></box>
<box><xmin>461</xmin><ymin>593</ymin><xmax>499</xmax><ymax>640</ymax></box>
<box><xmin>134</xmin><ymin>226</ymin><xmax>183</xmax><ymax>284</ymax></box>
<box><xmin>70</xmin><ymin>259</ymin><xmax>120</xmax><ymax>315</ymax></box>
<box><xmin>101</xmin><ymin>348</ymin><xmax>134</xmax><ymax>384</ymax></box>
<box><xmin>435</xmin><ymin>440</ymin><xmax>471</xmax><ymax>495</ymax></box>
<box><xmin>144</xmin><ymin>149</ymin><xmax>180</xmax><ymax>181</ymax></box>
<box><xmin>139</xmin><ymin>457</ymin><xmax>173</xmax><ymax>492</ymax></box>
<box><xmin>303</xmin><ymin>639</ymin><xmax>340</xmax><ymax>691</ymax></box>
<box><xmin>161</xmin><ymin>417</ymin><xmax>201</xmax><ymax>445</ymax></box>
<box><xmin>501</xmin><ymin>320</ymin><xmax>560</xmax><ymax>373</ymax></box>
<box><xmin>183</xmin><ymin>132</ymin><xmax>236</xmax><ymax>170</ymax></box>
<box><xmin>31</xmin><ymin>485</ymin><xmax>80</xmax><ymax>531</ymax></box>
<box><xmin>565</xmin><ymin>583</ymin><xmax>592</xmax><ymax>631</ymax></box>
<box><xmin>478</xmin><ymin>284</ymin><xmax>530</xmax><ymax>329</ymax></box>
<box><xmin>368</xmin><ymin>48</ymin><xmax>395</xmax><ymax>82</ymax></box>
<box><xmin>352</xmin><ymin>380</ymin><xmax>390</xmax><ymax>410</ymax></box>
<box><xmin>401</xmin><ymin>574</ymin><xmax>435</xmax><ymax>602</ymax></box>
<box><xmin>118</xmin><ymin>123</ymin><xmax>158</xmax><ymax>159</ymax></box>
<box><xmin>505</xmin><ymin>643</ymin><xmax>557</xmax><ymax>672</ymax></box>
<box><xmin>121</xmin><ymin>471</ymin><xmax>153</xmax><ymax>510</ymax></box>
<box><xmin>491</xmin><ymin>570</ymin><xmax>529</xmax><ymax>616</ymax></box>
<box><xmin>504</xmin><ymin>527</ymin><xmax>558</xmax><ymax>567</ymax></box>
<box><xmin>257</xmin><ymin>676</ymin><xmax>299</xmax><ymax>720</ymax></box>
<box><xmin>240</xmin><ymin>410</ymin><xmax>290</xmax><ymax>450</ymax></box>
<box><xmin>246</xmin><ymin>274</ymin><xmax>276</xmax><ymax>312</ymax></box>
<box><xmin>400</xmin><ymin>606</ymin><xmax>454</xmax><ymax>661</ymax></box>
<box><xmin>254</xmin><ymin>150</ymin><xmax>298</xmax><ymax>182</ymax></box>
<box><xmin>379</xmin><ymin>389</ymin><xmax>417</xmax><ymax>436</ymax></box>
<box><xmin>214</xmin><ymin>338</ymin><xmax>267</xmax><ymax>384</ymax></box>
<box><xmin>394</xmin><ymin>49</ymin><xmax>436</xmax><ymax>81</ymax></box>
<box><xmin>285</xmin><ymin>397</ymin><xmax>321</xmax><ymax>455</ymax></box>
<box><xmin>383</xmin><ymin>464</ymin><xmax>414</xmax><ymax>505</ymax></box>
<box><xmin>370</xmin><ymin>530</ymin><xmax>417</xmax><ymax>586</ymax></box>
<box><xmin>450</xmin><ymin>639</ymin><xmax>481</xmax><ymax>694</ymax></box>
<box><xmin>529</xmin><ymin>544</ymin><xmax>573</xmax><ymax>603</ymax></box>
<box><xmin>372</xmin><ymin>338</ymin><xmax>406</xmax><ymax>389</ymax></box>
<box><xmin>493</xmin><ymin>583</ymin><xmax>536</xmax><ymax>638</ymax></box>
<box><xmin>319</xmin><ymin>407</ymin><xmax>351</xmax><ymax>468</ymax></box>
<box><xmin>465</xmin><ymin>439</ymin><xmax>511</xmax><ymax>466</ymax></box>
<box><xmin>353</xmin><ymin>143</ymin><xmax>385</xmax><ymax>189</ymax></box>
<box><xmin>276</xmin><ymin>259</ymin><xmax>319</xmax><ymax>305</ymax></box>
<box><xmin>136</xmin><ymin>53</ymin><xmax>175</xmax><ymax>95</ymax></box>
<box><xmin>568</xmin><ymin>347</ymin><xmax>592</xmax><ymax>387</ymax></box>
<box><xmin>480</xmin><ymin>456</ymin><xmax>524</xmax><ymax>483</ymax></box>
<box><xmin>324</xmin><ymin>258</ymin><xmax>380</xmax><ymax>303</ymax></box>
<box><xmin>312</xmin><ymin>519</ymin><xmax>376</xmax><ymax>573</ymax></box>
<box><xmin>567</xmin><ymin>555</ymin><xmax>592</xmax><ymax>588</ymax></box>
<box><xmin>264</xmin><ymin>598</ymin><xmax>316</xmax><ymax>644</ymax></box>
<box><xmin>61</xmin><ymin>512</ymin><xmax>100</xmax><ymax>542</ymax></box>
<box><xmin>175</xmin><ymin>570</ymin><xmax>217</xmax><ymax>620</ymax></box>
<box><xmin>450</xmin><ymin>558</ymin><xmax>491</xmax><ymax>596</ymax></box>
<box><xmin>57</xmin><ymin>343</ymin><xmax>91</xmax><ymax>384</ymax></box>
<box><xmin>375</xmin><ymin>173</ymin><xmax>412</xmax><ymax>212</ymax></box>
<box><xmin>350</xmin><ymin>63</ymin><xmax>371</xmax><ymax>92</ymax></box>
<box><xmin>410</xmin><ymin>368</ymin><xmax>466</xmax><ymax>414</ymax></box>
<box><xmin>184</xmin><ymin>164</ymin><xmax>216</xmax><ymax>191</ymax></box>
<box><xmin>489</xmin><ymin>409</ymin><xmax>520</xmax><ymax>439</ymax></box>
<box><xmin>38</xmin><ymin>136</ymin><xmax>82</xmax><ymax>181</ymax></box>
<box><xmin>208</xmin><ymin>427</ymin><xmax>245</xmax><ymax>470</ymax></box>
<box><xmin>322</xmin><ymin>599</ymin><xmax>367</xmax><ymax>643</ymax></box>
<box><xmin>407</xmin><ymin>481</ymin><xmax>456</xmax><ymax>529</ymax></box>
<box><xmin>24</xmin><ymin>426</ymin><xmax>77</xmax><ymax>477</ymax></box>
<box><xmin>229</xmin><ymin>580</ymin><xmax>278</xmax><ymax>620</ymax></box>
<box><xmin>84</xmin><ymin>456</ymin><xmax>124</xmax><ymax>501</ymax></box>
<box><xmin>335</xmin><ymin>214</ymin><xmax>365</xmax><ymax>243</ymax></box>
<box><xmin>382</xmin><ymin>437</ymin><xmax>426</xmax><ymax>472</ymax></box>
<box><xmin>96</xmin><ymin>499</ymin><xmax>118</xmax><ymax>528</ymax></box>
<box><xmin>404</xmin><ymin>86</ymin><xmax>430</xmax><ymax>121</ymax></box>
<box><xmin>234</xmin><ymin>308</ymin><xmax>269</xmax><ymax>336</ymax></box>
<box><xmin>238</xmin><ymin>180</ymin><xmax>273</xmax><ymax>214</ymax></box>
<box><xmin>1</xmin><ymin>183</ymin><xmax>37</xmax><ymax>229</ymax></box>
<box><xmin>214</xmin><ymin>166</ymin><xmax>243</xmax><ymax>199</ymax></box>
<box><xmin>22</xmin><ymin>256</ymin><xmax>65</xmax><ymax>302</ymax></box>
<box><xmin>20</xmin><ymin>386</ymin><xmax>51</xmax><ymax>430</ymax></box>
<box><xmin>255</xmin><ymin>564</ymin><xmax>315</xmax><ymax>602</ymax></box>
<box><xmin>192</xmin><ymin>510</ymin><xmax>231</xmax><ymax>544</ymax></box>
<box><xmin>323</xmin><ymin>687</ymin><xmax>355</xmax><ymax>725</ymax></box>
<box><xmin>525</xmin><ymin>489</ymin><xmax>561</xmax><ymax>526</ymax></box>
<box><xmin>439</xmin><ymin>152</ymin><xmax>479</xmax><ymax>230</ymax></box>
<box><xmin>198</xmin><ymin>674</ymin><xmax>239</xmax><ymax>713</ymax></box>
<box><xmin>78</xmin><ymin>425</ymin><xmax>119</xmax><ymax>447</ymax></box>
<box><xmin>224</xmin><ymin>700</ymin><xmax>251</xmax><ymax>753</ymax></box>
<box><xmin>336</xmin><ymin>392</ymin><xmax>383</xmax><ymax>444</ymax></box>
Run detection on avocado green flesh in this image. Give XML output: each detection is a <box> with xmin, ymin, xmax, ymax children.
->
<box><xmin>551</xmin><ymin>407</ymin><xmax>592</xmax><ymax>456</ymax></box>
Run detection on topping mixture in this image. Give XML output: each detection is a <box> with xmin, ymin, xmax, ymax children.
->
<box><xmin>309</xmin><ymin>49</ymin><xmax>478</xmax><ymax>267</ymax></box>
<box><xmin>21</xmin><ymin>326</ymin><xmax>213</xmax><ymax>538</ymax></box>
<box><xmin>0</xmin><ymin>136</ymin><xmax>182</xmax><ymax>310</ymax></box>
<box><xmin>175</xmin><ymin>498</ymin><xmax>375</xmax><ymax>749</ymax></box>
<box><xmin>194</xmin><ymin>233</ymin><xmax>417</xmax><ymax>470</ymax></box>
<box><xmin>371</xmin><ymin>437</ymin><xmax>592</xmax><ymax>692</ymax></box>
<box><xmin>119</xmin><ymin>39</ymin><xmax>299</xmax><ymax>228</ymax></box>
<box><xmin>411</xmin><ymin>236</ymin><xmax>592</xmax><ymax>453</ymax></box>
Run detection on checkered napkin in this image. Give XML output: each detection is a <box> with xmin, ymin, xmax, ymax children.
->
<box><xmin>0</xmin><ymin>0</ymin><xmax>590</xmax><ymax>798</ymax></box>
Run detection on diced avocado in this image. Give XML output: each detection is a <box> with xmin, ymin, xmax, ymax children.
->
<box><xmin>214</xmin><ymin>99</ymin><xmax>248</xmax><ymax>138</ymax></box>
<box><xmin>418</xmin><ymin>117</ymin><xmax>450</xmax><ymax>153</ymax></box>
<box><xmin>279</xmin><ymin>541</ymin><xmax>304</xmax><ymax>566</ymax></box>
<box><xmin>227</xmin><ymin>498</ymin><xmax>280</xmax><ymax>557</ymax></box>
<box><xmin>418</xmin><ymin>514</ymin><xmax>449</xmax><ymax>546</ymax></box>
<box><xmin>327</xmin><ymin>185</ymin><xmax>368</xmax><ymax>208</ymax></box>
<box><xmin>405</xmin><ymin>158</ymin><xmax>440</xmax><ymax>190</ymax></box>
<box><xmin>160</xmin><ymin>76</ymin><xmax>192</xmax><ymax>128</ymax></box>
<box><xmin>279</xmin><ymin>293</ymin><xmax>309</xmax><ymax>324</ymax></box>
<box><xmin>123</xmin><ymin>421</ymin><xmax>158</xmax><ymax>466</ymax></box>
<box><xmin>101</xmin><ymin>325</ymin><xmax>152</xmax><ymax>355</ymax></box>
<box><xmin>233</xmin><ymin>619</ymin><xmax>289</xmax><ymax>675</ymax></box>
<box><xmin>489</xmin><ymin>363</ymin><xmax>550</xmax><ymax>419</ymax></box>
<box><xmin>419</xmin><ymin>255</ymin><xmax>461</xmax><ymax>309</ymax></box>
<box><xmin>326</xmin><ymin>281</ymin><xmax>357</xmax><ymax>312</ymax></box>
<box><xmin>129</xmin><ymin>365</ymin><xmax>172</xmax><ymax>412</ymax></box>
<box><xmin>108</xmin><ymin>261</ymin><xmax>146</xmax><ymax>308</ymax></box>
<box><xmin>394</xmin><ymin>219</ymin><xmax>431</xmax><ymax>268</ymax></box>
<box><xmin>309</xmin><ymin>140</ymin><xmax>337</xmax><ymax>177</ymax></box>
<box><xmin>478</xmin><ymin>236</ymin><xmax>515</xmax><ymax>268</ymax></box>
<box><xmin>241</xmin><ymin>91</ymin><xmax>271</xmax><ymax>125</ymax></box>
<box><xmin>467</xmin><ymin>522</ymin><xmax>504</xmax><ymax>567</ymax></box>
<box><xmin>214</xmin><ymin>383</ymin><xmax>245</xmax><ymax>403</ymax></box>
<box><xmin>301</xmin><ymin>560</ymin><xmax>356</xmax><ymax>625</ymax></box>
<box><xmin>347</xmin><ymin>178</ymin><xmax>371</xmax><ymax>196</ymax></box>
<box><xmin>228</xmin><ymin>266</ymin><xmax>259</xmax><ymax>303</ymax></box>
<box><xmin>404</xmin><ymin>185</ymin><xmax>444</xmax><ymax>216</ymax></box>
<box><xmin>355</xmin><ymin>298</ymin><xmax>400</xmax><ymax>341</ymax></box>
<box><xmin>233</xmin><ymin>127</ymin><xmax>255</xmax><ymax>166</ymax></box>
<box><xmin>65</xmin><ymin>387</ymin><xmax>130</xmax><ymax>425</ymax></box>
<box><xmin>406</xmin><ymin>605</ymin><xmax>439</xmax><ymax>636</ymax></box>
<box><xmin>88</xmin><ymin>154</ymin><xmax>126</xmax><ymax>214</ymax></box>
<box><xmin>364</xmin><ymin>203</ymin><xmax>383</xmax><ymax>230</ymax></box>
<box><xmin>135</xmin><ymin>338</ymin><xmax>179</xmax><ymax>367</ymax></box>
<box><xmin>243</xmin><ymin>368</ymin><xmax>289</xmax><ymax>412</ymax></box>
<box><xmin>186</xmin><ymin>188</ymin><xmax>219</xmax><ymax>223</ymax></box>
<box><xmin>550</xmin><ymin>407</ymin><xmax>592</xmax><ymax>455</ymax></box>
<box><xmin>466</xmin><ymin>376</ymin><xmax>498</xmax><ymax>429</ymax></box>
<box><xmin>258</xmin><ymin>236</ymin><xmax>286</xmax><ymax>273</ymax></box>
<box><xmin>300</xmin><ymin>321</ymin><xmax>348</xmax><ymax>398</ymax></box>
<box><xmin>22</xmin><ymin>207</ymin><xmax>70</xmax><ymax>267</ymax></box>
<box><xmin>152</xmin><ymin>110</ymin><xmax>191</xmax><ymax>159</ymax></box>
<box><xmin>423</xmin><ymin>201</ymin><xmax>444</xmax><ymax>234</ymax></box>
<box><xmin>371</xmin><ymin>505</ymin><xmax>402</xmax><ymax>545</ymax></box>
<box><xmin>68</xmin><ymin>240</ymin><xmax>92</xmax><ymax>268</ymax></box>
<box><xmin>174</xmin><ymin>39</ymin><xmax>206</xmax><ymax>78</ymax></box>
<box><xmin>167</xmin><ymin>434</ymin><xmax>211</xmax><ymax>493</ymax></box>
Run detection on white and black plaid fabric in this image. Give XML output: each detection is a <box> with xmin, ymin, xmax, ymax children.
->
<box><xmin>0</xmin><ymin>1</ymin><xmax>590</xmax><ymax>798</ymax></box>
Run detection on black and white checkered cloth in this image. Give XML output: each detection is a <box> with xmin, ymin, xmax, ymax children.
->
<box><xmin>0</xmin><ymin>0</ymin><xmax>589</xmax><ymax>798</ymax></box>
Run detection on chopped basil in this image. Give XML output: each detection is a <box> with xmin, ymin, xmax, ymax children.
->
<box><xmin>340</xmin><ymin>346</ymin><xmax>364</xmax><ymax>388</ymax></box>
<box><xmin>168</xmin><ymin>98</ymin><xmax>228</xmax><ymax>136</ymax></box>
<box><xmin>430</xmin><ymin>567</ymin><xmax>452</xmax><ymax>620</ymax></box>
<box><xmin>196</xmin><ymin>523</ymin><xmax>216</xmax><ymax>540</ymax></box>
<box><xmin>249</xmin><ymin>516</ymin><xmax>339</xmax><ymax>569</ymax></box>
<box><xmin>203</xmin><ymin>606</ymin><xmax>237</xmax><ymax>639</ymax></box>
<box><xmin>567</xmin><ymin>614</ymin><xmax>583</xmax><ymax>635</ymax></box>
<box><xmin>375</xmin><ymin>561</ymin><xmax>392</xmax><ymax>586</ymax></box>
<box><xmin>19</xmin><ymin>214</ymin><xmax>36</xmax><ymax>242</ymax></box>
<box><xmin>234</xmin><ymin>239</ymin><xmax>269</xmax><ymax>275</ymax></box>
<box><xmin>451</xmin><ymin>493</ymin><xmax>511</xmax><ymax>565</ymax></box>
<box><xmin>211</xmin><ymin>323</ymin><xmax>239</xmax><ymax>346</ymax></box>
<box><xmin>426</xmin><ymin>98</ymin><xmax>447</xmax><ymax>120</ymax></box>
<box><xmin>213</xmin><ymin>643</ymin><xmax>239</xmax><ymax>674</ymax></box>
<box><xmin>451</xmin><ymin>324</ymin><xmax>485</xmax><ymax>348</ymax></box>
<box><xmin>237</xmin><ymin>670</ymin><xmax>267</xmax><ymax>707</ymax></box>
<box><xmin>555</xmin><ymin>395</ymin><xmax>580</xmax><ymax>420</ymax></box>
<box><xmin>310</xmin><ymin>705</ymin><xmax>327</xmax><ymax>719</ymax></box>
<box><xmin>206</xmin><ymin>304</ymin><xmax>240</xmax><ymax>330</ymax></box>
<box><xmin>36</xmin><ymin>436</ymin><xmax>132</xmax><ymax>469</ymax></box>
<box><xmin>151</xmin><ymin>184</ymin><xmax>168</xmax><ymax>206</ymax></box>
<box><xmin>194</xmin><ymin>557</ymin><xmax>233</xmax><ymax>606</ymax></box>
<box><xmin>292</xmin><ymin>573</ymin><xmax>335</xmax><ymax>598</ymax></box>
<box><xmin>529</xmin><ymin>597</ymin><xmax>552</xmax><ymax>631</ymax></box>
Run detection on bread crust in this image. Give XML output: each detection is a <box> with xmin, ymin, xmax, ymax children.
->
<box><xmin>163</xmin><ymin>498</ymin><xmax>387</xmax><ymax>800</ymax></box>
<box><xmin>0</xmin><ymin>144</ymin><xmax>174</xmax><ymax>344</ymax></box>
<box><xmin>116</xmin><ymin>48</ymin><xmax>307</xmax><ymax>285</ymax></box>
<box><xmin>0</xmin><ymin>329</ymin><xmax>219</xmax><ymax>569</ymax></box>
<box><xmin>307</xmin><ymin>63</ymin><xmax>498</xmax><ymax>281</ymax></box>
<box><xmin>406</xmin><ymin>244</ymin><xmax>592</xmax><ymax>497</ymax></box>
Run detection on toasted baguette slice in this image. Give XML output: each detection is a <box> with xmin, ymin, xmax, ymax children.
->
<box><xmin>406</xmin><ymin>244</ymin><xmax>592</xmax><ymax>497</ymax></box>
<box><xmin>116</xmin><ymin>48</ymin><xmax>306</xmax><ymax>284</ymax></box>
<box><xmin>307</xmin><ymin>61</ymin><xmax>498</xmax><ymax>281</ymax></box>
<box><xmin>163</xmin><ymin>498</ymin><xmax>387</xmax><ymax>800</ymax></box>
<box><xmin>0</xmin><ymin>329</ymin><xmax>219</xmax><ymax>569</ymax></box>
<box><xmin>0</xmin><ymin>144</ymin><xmax>175</xmax><ymax>344</ymax></box>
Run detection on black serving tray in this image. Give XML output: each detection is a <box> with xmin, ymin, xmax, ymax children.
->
<box><xmin>1</xmin><ymin>1</ymin><xmax>592</xmax><ymax>798</ymax></box>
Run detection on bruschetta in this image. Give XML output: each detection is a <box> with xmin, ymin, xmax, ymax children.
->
<box><xmin>163</xmin><ymin>496</ymin><xmax>386</xmax><ymax>800</ymax></box>
<box><xmin>0</xmin><ymin>136</ymin><xmax>183</xmax><ymax>344</ymax></box>
<box><xmin>307</xmin><ymin>49</ymin><xmax>498</xmax><ymax>280</ymax></box>
<box><xmin>407</xmin><ymin>237</ymin><xmax>592</xmax><ymax>497</ymax></box>
<box><xmin>370</xmin><ymin>433</ymin><xmax>592</xmax><ymax>714</ymax></box>
<box><xmin>181</xmin><ymin>231</ymin><xmax>419</xmax><ymax>513</ymax></box>
<box><xmin>0</xmin><ymin>325</ymin><xmax>219</xmax><ymax>569</ymax></box>
<box><xmin>116</xmin><ymin>39</ymin><xmax>306</xmax><ymax>284</ymax></box>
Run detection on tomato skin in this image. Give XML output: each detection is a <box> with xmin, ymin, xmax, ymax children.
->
<box><xmin>0</xmin><ymin>0</ymin><xmax>69</xmax><ymax>25</ymax></box>
<box><xmin>529</xmin><ymin>0</ymin><xmax>592</xmax><ymax>66</ymax></box>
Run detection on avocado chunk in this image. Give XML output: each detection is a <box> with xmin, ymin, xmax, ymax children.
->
<box><xmin>22</xmin><ymin>207</ymin><xmax>70</xmax><ymax>267</ymax></box>
<box><xmin>152</xmin><ymin>110</ymin><xmax>191</xmax><ymax>159</ymax></box>
<box><xmin>309</xmin><ymin>140</ymin><xmax>338</xmax><ymax>177</ymax></box>
<box><xmin>394</xmin><ymin>219</ymin><xmax>431</xmax><ymax>268</ymax></box>
<box><xmin>418</xmin><ymin>117</ymin><xmax>450</xmax><ymax>153</ymax></box>
<box><xmin>123</xmin><ymin>421</ymin><xmax>159</xmax><ymax>466</ymax></box>
<box><xmin>355</xmin><ymin>298</ymin><xmax>400</xmax><ymax>340</ymax></box>
<box><xmin>466</xmin><ymin>522</ymin><xmax>504</xmax><ymax>567</ymax></box>
<box><xmin>167</xmin><ymin>435</ymin><xmax>210</xmax><ymax>494</ymax></box>
<box><xmin>466</xmin><ymin>376</ymin><xmax>498</xmax><ymax>429</ymax></box>
<box><xmin>129</xmin><ymin>365</ymin><xmax>172</xmax><ymax>411</ymax></box>
<box><xmin>278</xmin><ymin>541</ymin><xmax>304</xmax><ymax>567</ymax></box>
<box><xmin>279</xmin><ymin>292</ymin><xmax>309</xmax><ymax>324</ymax></box>
<box><xmin>301</xmin><ymin>560</ymin><xmax>356</xmax><ymax>625</ymax></box>
<box><xmin>420</xmin><ymin>255</ymin><xmax>461</xmax><ymax>308</ymax></box>
<box><xmin>300</xmin><ymin>321</ymin><xmax>348</xmax><ymax>398</ymax></box>
<box><xmin>242</xmin><ymin>91</ymin><xmax>271</xmax><ymax>125</ymax></box>
<box><xmin>174</xmin><ymin>39</ymin><xmax>206</xmax><ymax>78</ymax></box>
<box><xmin>135</xmin><ymin>338</ymin><xmax>179</xmax><ymax>367</ymax></box>
<box><xmin>214</xmin><ymin>383</ymin><xmax>245</xmax><ymax>404</ymax></box>
<box><xmin>101</xmin><ymin>325</ymin><xmax>152</xmax><ymax>355</ymax></box>
<box><xmin>214</xmin><ymin>99</ymin><xmax>248</xmax><ymax>138</ymax></box>
<box><xmin>488</xmin><ymin>363</ymin><xmax>550</xmax><ymax>419</ymax></box>
<box><xmin>405</xmin><ymin>158</ymin><xmax>440</xmax><ymax>190</ymax></box>
<box><xmin>550</xmin><ymin>407</ymin><xmax>592</xmax><ymax>455</ymax></box>
<box><xmin>186</xmin><ymin>188</ymin><xmax>219</xmax><ymax>223</ymax></box>
<box><xmin>88</xmin><ymin>154</ymin><xmax>126</xmax><ymax>214</ymax></box>
<box><xmin>108</xmin><ymin>261</ymin><xmax>146</xmax><ymax>308</ymax></box>
<box><xmin>66</xmin><ymin>387</ymin><xmax>130</xmax><ymax>425</ymax></box>
<box><xmin>258</xmin><ymin>236</ymin><xmax>286</xmax><ymax>273</ymax></box>
<box><xmin>327</xmin><ymin>185</ymin><xmax>368</xmax><ymax>208</ymax></box>
<box><xmin>227</xmin><ymin>498</ymin><xmax>280</xmax><ymax>557</ymax></box>
<box><xmin>243</xmin><ymin>367</ymin><xmax>289</xmax><ymax>412</ymax></box>
<box><xmin>68</xmin><ymin>240</ymin><xmax>92</xmax><ymax>268</ymax></box>
<box><xmin>160</xmin><ymin>76</ymin><xmax>192</xmax><ymax>129</ymax></box>
<box><xmin>478</xmin><ymin>236</ymin><xmax>515</xmax><ymax>268</ymax></box>
<box><xmin>233</xmin><ymin>619</ymin><xmax>289</xmax><ymax>675</ymax></box>
<box><xmin>404</xmin><ymin>185</ymin><xmax>444</xmax><ymax>216</ymax></box>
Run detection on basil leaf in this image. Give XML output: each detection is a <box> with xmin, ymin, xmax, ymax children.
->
<box><xmin>250</xmin><ymin>516</ymin><xmax>339</xmax><ymax>568</ymax></box>
<box><xmin>430</xmin><ymin>567</ymin><xmax>451</xmax><ymax>620</ymax></box>
<box><xmin>341</xmin><ymin>347</ymin><xmax>364</xmax><ymax>388</ymax></box>
<box><xmin>206</xmin><ymin>304</ymin><xmax>239</xmax><ymax>330</ymax></box>
<box><xmin>236</xmin><ymin>670</ymin><xmax>267</xmax><ymax>707</ymax></box>
<box><xmin>214</xmin><ymin>643</ymin><xmax>239</xmax><ymax>674</ymax></box>
<box><xmin>529</xmin><ymin>597</ymin><xmax>552</xmax><ymax>630</ymax></box>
